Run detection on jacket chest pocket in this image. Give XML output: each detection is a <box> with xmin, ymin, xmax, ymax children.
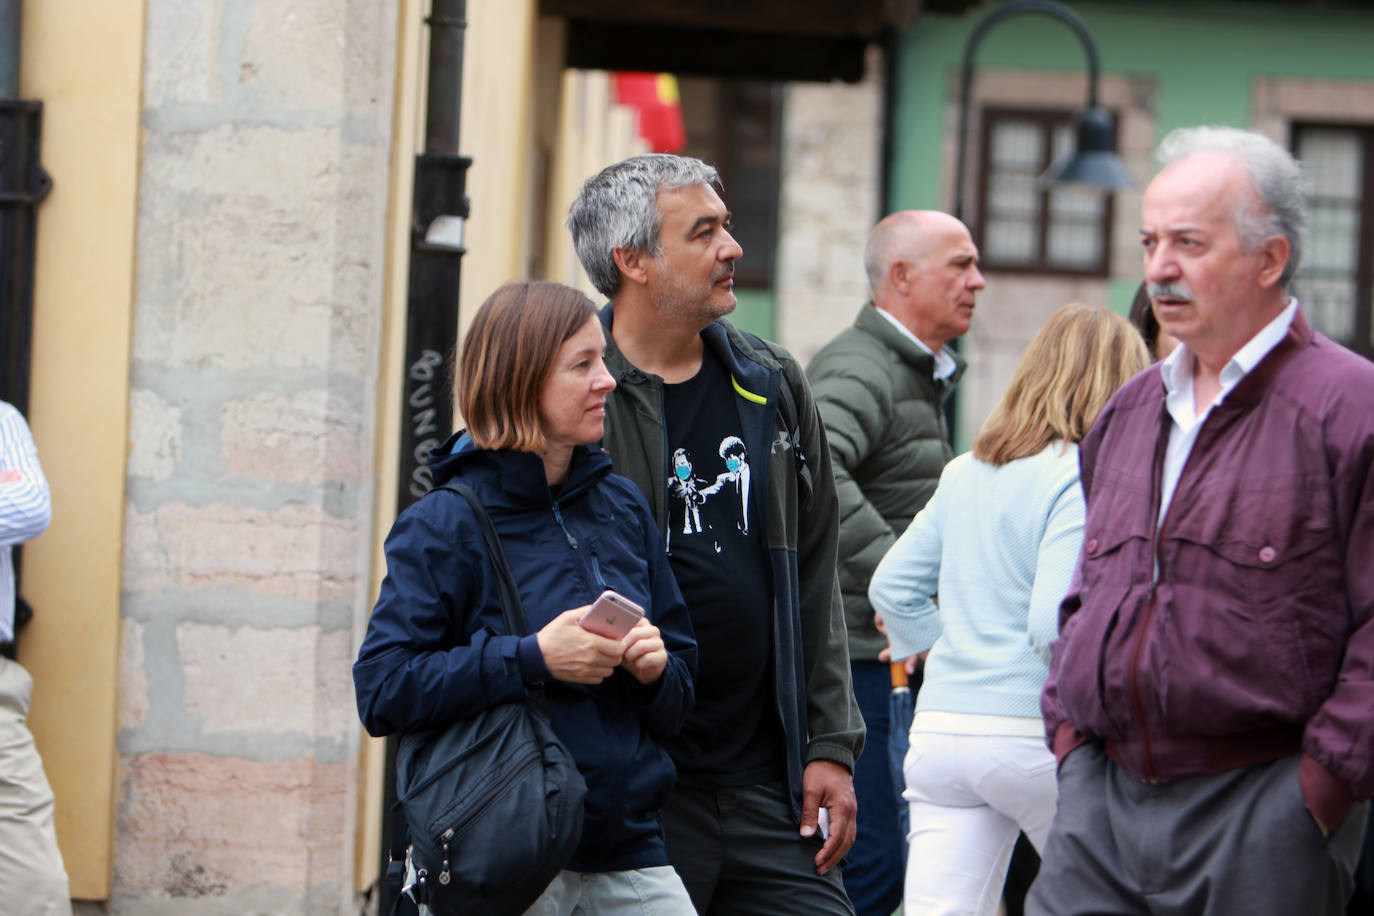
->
<box><xmin>1079</xmin><ymin>468</ymin><xmax>1155</xmax><ymax>593</ymax></box>
<box><xmin>1164</xmin><ymin>475</ymin><xmax>1338</xmax><ymax>619</ymax></box>
<box><xmin>580</xmin><ymin>512</ymin><xmax>652</xmax><ymax>600</ymax></box>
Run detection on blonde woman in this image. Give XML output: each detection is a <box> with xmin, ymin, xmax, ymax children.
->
<box><xmin>868</xmin><ymin>303</ymin><xmax>1148</xmax><ymax>916</ymax></box>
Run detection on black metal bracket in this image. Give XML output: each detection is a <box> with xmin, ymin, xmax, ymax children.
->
<box><xmin>0</xmin><ymin>99</ymin><xmax>51</xmax><ymax>204</ymax></box>
<box><xmin>0</xmin><ymin>98</ymin><xmax>51</xmax><ymax>415</ymax></box>
<box><xmin>411</xmin><ymin>154</ymin><xmax>471</xmax><ymax>254</ymax></box>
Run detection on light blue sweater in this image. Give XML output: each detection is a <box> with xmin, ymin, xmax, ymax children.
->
<box><xmin>868</xmin><ymin>443</ymin><xmax>1083</xmax><ymax>720</ymax></box>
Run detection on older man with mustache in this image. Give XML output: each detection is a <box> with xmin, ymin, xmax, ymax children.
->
<box><xmin>1029</xmin><ymin>126</ymin><xmax>1374</xmax><ymax>916</ymax></box>
<box><xmin>567</xmin><ymin>155</ymin><xmax>863</xmax><ymax>915</ymax></box>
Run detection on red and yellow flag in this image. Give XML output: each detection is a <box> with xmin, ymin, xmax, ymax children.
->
<box><xmin>613</xmin><ymin>72</ymin><xmax>687</xmax><ymax>154</ymax></box>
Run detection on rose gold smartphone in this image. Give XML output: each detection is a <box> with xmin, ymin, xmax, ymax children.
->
<box><xmin>578</xmin><ymin>590</ymin><xmax>645</xmax><ymax>639</ymax></box>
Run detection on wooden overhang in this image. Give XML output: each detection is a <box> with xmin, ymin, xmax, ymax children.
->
<box><xmin>541</xmin><ymin>0</ymin><xmax>981</xmax><ymax>83</ymax></box>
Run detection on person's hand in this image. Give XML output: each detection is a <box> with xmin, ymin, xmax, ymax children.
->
<box><xmin>536</xmin><ymin>608</ymin><xmax>625</xmax><ymax>684</ymax></box>
<box><xmin>874</xmin><ymin>614</ymin><xmax>922</xmax><ymax>674</ymax></box>
<box><xmin>876</xmin><ymin>645</ymin><xmax>920</xmax><ymax>675</ymax></box>
<box><xmin>800</xmin><ymin>759</ymin><xmax>856</xmax><ymax>875</ymax></box>
<box><xmin>0</xmin><ymin>469</ymin><xmax>19</xmax><ymax>484</ymax></box>
<box><xmin>620</xmin><ymin>617</ymin><xmax>667</xmax><ymax>685</ymax></box>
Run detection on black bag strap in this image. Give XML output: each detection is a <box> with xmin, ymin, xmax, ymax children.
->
<box><xmin>386</xmin><ymin>479</ymin><xmax>533</xmax><ymax>867</ymax></box>
<box><xmin>436</xmin><ymin>480</ymin><xmax>531</xmax><ymax>637</ymax></box>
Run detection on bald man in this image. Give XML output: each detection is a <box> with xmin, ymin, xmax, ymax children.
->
<box><xmin>806</xmin><ymin>210</ymin><xmax>983</xmax><ymax>915</ymax></box>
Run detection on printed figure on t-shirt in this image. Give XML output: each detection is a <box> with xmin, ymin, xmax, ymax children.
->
<box><xmin>700</xmin><ymin>436</ymin><xmax>750</xmax><ymax>535</ymax></box>
<box><xmin>668</xmin><ymin>447</ymin><xmax>708</xmax><ymax>542</ymax></box>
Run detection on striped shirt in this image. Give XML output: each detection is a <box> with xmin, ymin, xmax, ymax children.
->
<box><xmin>0</xmin><ymin>401</ymin><xmax>51</xmax><ymax>643</ymax></box>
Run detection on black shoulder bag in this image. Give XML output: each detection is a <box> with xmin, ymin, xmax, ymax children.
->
<box><xmin>393</xmin><ymin>481</ymin><xmax>586</xmax><ymax>916</ymax></box>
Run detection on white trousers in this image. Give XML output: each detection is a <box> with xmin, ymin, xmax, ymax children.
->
<box><xmin>0</xmin><ymin>657</ymin><xmax>71</xmax><ymax>916</ymax></box>
<box><xmin>902</xmin><ymin>729</ymin><xmax>1057</xmax><ymax>916</ymax></box>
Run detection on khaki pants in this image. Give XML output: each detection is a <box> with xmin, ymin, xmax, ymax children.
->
<box><xmin>0</xmin><ymin>657</ymin><xmax>71</xmax><ymax>916</ymax></box>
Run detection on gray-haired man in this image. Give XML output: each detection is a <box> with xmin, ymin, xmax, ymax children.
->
<box><xmin>1031</xmin><ymin>126</ymin><xmax>1374</xmax><ymax>915</ymax></box>
<box><xmin>568</xmin><ymin>154</ymin><xmax>863</xmax><ymax>914</ymax></box>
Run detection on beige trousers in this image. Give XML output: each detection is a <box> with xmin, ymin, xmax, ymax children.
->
<box><xmin>0</xmin><ymin>657</ymin><xmax>71</xmax><ymax>916</ymax></box>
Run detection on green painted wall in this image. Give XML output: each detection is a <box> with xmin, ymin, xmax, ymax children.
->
<box><xmin>732</xmin><ymin>287</ymin><xmax>776</xmax><ymax>338</ymax></box>
<box><xmin>890</xmin><ymin>1</ymin><xmax>1374</xmax><ymax>213</ymax></box>
<box><xmin>893</xmin><ymin>0</ymin><xmax>1374</xmax><ymax>444</ymax></box>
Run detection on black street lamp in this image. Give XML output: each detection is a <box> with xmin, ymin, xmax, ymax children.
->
<box><xmin>952</xmin><ymin>0</ymin><xmax>1133</xmax><ymax>224</ymax></box>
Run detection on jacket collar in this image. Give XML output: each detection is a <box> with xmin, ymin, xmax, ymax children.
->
<box><xmin>1215</xmin><ymin>307</ymin><xmax>1313</xmax><ymax>409</ymax></box>
<box><xmin>855</xmin><ymin>302</ymin><xmax>967</xmax><ymax>386</ymax></box>
<box><xmin>598</xmin><ymin>301</ymin><xmax>777</xmax><ymax>396</ymax></box>
<box><xmin>1127</xmin><ymin>308</ymin><xmax>1313</xmax><ymax>412</ymax></box>
<box><xmin>429</xmin><ymin>431</ymin><xmax>613</xmax><ymax>509</ymax></box>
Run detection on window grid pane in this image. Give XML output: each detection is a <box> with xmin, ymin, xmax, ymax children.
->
<box><xmin>978</xmin><ymin>109</ymin><xmax>1112</xmax><ymax>275</ymax></box>
<box><xmin>1296</xmin><ymin>127</ymin><xmax>1363</xmax><ymax>345</ymax></box>
<box><xmin>990</xmin><ymin>121</ymin><xmax>1044</xmax><ymax>169</ymax></box>
<box><xmin>984</xmin><ymin>120</ymin><xmax>1046</xmax><ymax>264</ymax></box>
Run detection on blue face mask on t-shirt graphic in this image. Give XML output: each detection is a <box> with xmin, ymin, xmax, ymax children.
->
<box><xmin>725</xmin><ymin>457</ymin><xmax>741</xmax><ymax>473</ymax></box>
<box><xmin>676</xmin><ymin>465</ymin><xmax>691</xmax><ymax>480</ymax></box>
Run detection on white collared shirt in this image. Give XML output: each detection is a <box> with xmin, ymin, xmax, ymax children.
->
<box><xmin>874</xmin><ymin>306</ymin><xmax>959</xmax><ymax>381</ymax></box>
<box><xmin>1156</xmin><ymin>298</ymin><xmax>1298</xmax><ymax>528</ymax></box>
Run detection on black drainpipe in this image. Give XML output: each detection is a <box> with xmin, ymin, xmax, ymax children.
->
<box><xmin>379</xmin><ymin>1</ymin><xmax>471</xmax><ymax>911</ymax></box>
<box><xmin>877</xmin><ymin>19</ymin><xmax>959</xmax><ymax>447</ymax></box>
<box><xmin>0</xmin><ymin>0</ymin><xmax>51</xmax><ymax>416</ymax></box>
<box><xmin>878</xmin><ymin>27</ymin><xmax>898</xmax><ymax>219</ymax></box>
<box><xmin>0</xmin><ymin>0</ymin><xmax>49</xmax><ymax>640</ymax></box>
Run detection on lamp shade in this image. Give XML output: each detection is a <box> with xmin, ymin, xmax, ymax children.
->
<box><xmin>1039</xmin><ymin>106</ymin><xmax>1135</xmax><ymax>189</ymax></box>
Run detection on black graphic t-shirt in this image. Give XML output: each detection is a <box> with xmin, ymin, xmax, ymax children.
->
<box><xmin>661</xmin><ymin>347</ymin><xmax>783</xmax><ymax>786</ymax></box>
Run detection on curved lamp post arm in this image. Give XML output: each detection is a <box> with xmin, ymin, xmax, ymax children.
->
<box><xmin>953</xmin><ymin>0</ymin><xmax>1102</xmax><ymax>221</ymax></box>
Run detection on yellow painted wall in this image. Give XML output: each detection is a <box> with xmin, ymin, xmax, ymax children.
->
<box><xmin>543</xmin><ymin>69</ymin><xmax>647</xmax><ymax>295</ymax></box>
<box><xmin>18</xmin><ymin>0</ymin><xmax>145</xmax><ymax>901</ymax></box>
<box><xmin>455</xmin><ymin>0</ymin><xmax>539</xmax><ymax>339</ymax></box>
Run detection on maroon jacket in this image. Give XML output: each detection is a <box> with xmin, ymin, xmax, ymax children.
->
<box><xmin>1042</xmin><ymin>310</ymin><xmax>1374</xmax><ymax>829</ymax></box>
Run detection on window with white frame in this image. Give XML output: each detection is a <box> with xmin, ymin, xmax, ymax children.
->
<box><xmin>976</xmin><ymin>108</ymin><xmax>1114</xmax><ymax>276</ymax></box>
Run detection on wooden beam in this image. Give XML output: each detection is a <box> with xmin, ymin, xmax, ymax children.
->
<box><xmin>541</xmin><ymin>0</ymin><xmax>909</xmax><ymax>37</ymax></box>
<box><xmin>563</xmin><ymin>20</ymin><xmax>871</xmax><ymax>83</ymax></box>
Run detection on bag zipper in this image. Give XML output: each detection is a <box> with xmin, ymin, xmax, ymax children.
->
<box><xmin>418</xmin><ymin>747</ymin><xmax>543</xmax><ymax>889</ymax></box>
<box><xmin>449</xmin><ymin>748</ymin><xmax>541</xmax><ymax>834</ymax></box>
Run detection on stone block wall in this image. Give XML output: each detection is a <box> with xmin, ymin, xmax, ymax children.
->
<box><xmin>775</xmin><ymin>51</ymin><xmax>884</xmax><ymax>366</ymax></box>
<box><xmin>109</xmin><ymin>2</ymin><xmax>397</xmax><ymax>912</ymax></box>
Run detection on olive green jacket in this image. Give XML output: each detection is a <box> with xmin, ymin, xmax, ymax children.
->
<box><xmin>806</xmin><ymin>303</ymin><xmax>965</xmax><ymax>661</ymax></box>
<box><xmin>597</xmin><ymin>305</ymin><xmax>864</xmax><ymax>813</ymax></box>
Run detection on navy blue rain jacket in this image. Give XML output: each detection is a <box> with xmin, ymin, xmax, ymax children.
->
<box><xmin>353</xmin><ymin>433</ymin><xmax>697</xmax><ymax>872</ymax></box>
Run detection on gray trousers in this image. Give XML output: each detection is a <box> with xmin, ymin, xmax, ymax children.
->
<box><xmin>1027</xmin><ymin>742</ymin><xmax>1367</xmax><ymax>916</ymax></box>
<box><xmin>659</xmin><ymin>780</ymin><xmax>855</xmax><ymax>916</ymax></box>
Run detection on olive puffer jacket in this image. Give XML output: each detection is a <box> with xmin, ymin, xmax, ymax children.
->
<box><xmin>807</xmin><ymin>303</ymin><xmax>964</xmax><ymax>660</ymax></box>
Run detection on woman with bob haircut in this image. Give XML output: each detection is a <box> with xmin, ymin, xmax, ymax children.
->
<box><xmin>354</xmin><ymin>281</ymin><xmax>699</xmax><ymax>914</ymax></box>
<box><xmin>869</xmin><ymin>302</ymin><xmax>1148</xmax><ymax>916</ymax></box>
